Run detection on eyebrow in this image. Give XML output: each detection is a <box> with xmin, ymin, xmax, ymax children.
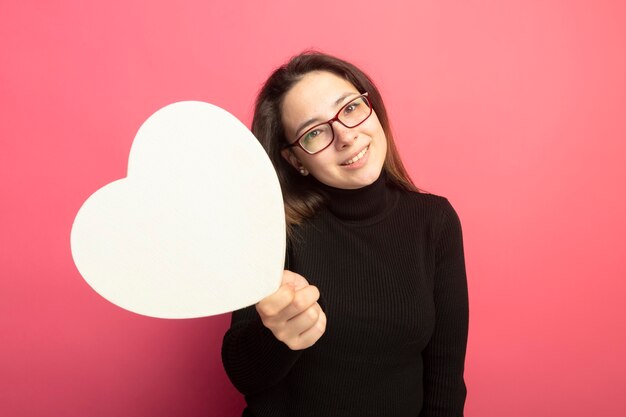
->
<box><xmin>293</xmin><ymin>92</ymin><xmax>359</xmax><ymax>138</ymax></box>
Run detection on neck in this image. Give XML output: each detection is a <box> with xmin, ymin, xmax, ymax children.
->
<box><xmin>312</xmin><ymin>172</ymin><xmax>393</xmax><ymax>222</ymax></box>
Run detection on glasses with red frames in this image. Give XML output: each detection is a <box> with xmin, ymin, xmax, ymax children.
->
<box><xmin>284</xmin><ymin>93</ymin><xmax>372</xmax><ymax>155</ymax></box>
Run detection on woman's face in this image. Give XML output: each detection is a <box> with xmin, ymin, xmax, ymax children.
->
<box><xmin>280</xmin><ymin>71</ymin><xmax>387</xmax><ymax>190</ymax></box>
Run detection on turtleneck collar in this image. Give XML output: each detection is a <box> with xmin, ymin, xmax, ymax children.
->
<box><xmin>312</xmin><ymin>171</ymin><xmax>397</xmax><ymax>222</ymax></box>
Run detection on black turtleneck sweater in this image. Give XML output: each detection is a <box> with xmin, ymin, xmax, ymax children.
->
<box><xmin>222</xmin><ymin>173</ymin><xmax>469</xmax><ymax>417</ymax></box>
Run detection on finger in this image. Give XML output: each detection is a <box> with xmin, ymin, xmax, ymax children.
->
<box><xmin>285</xmin><ymin>304</ymin><xmax>322</xmax><ymax>335</ymax></box>
<box><xmin>256</xmin><ymin>284</ymin><xmax>295</xmax><ymax>318</ymax></box>
<box><xmin>293</xmin><ymin>309</ymin><xmax>327</xmax><ymax>350</ymax></box>
<box><xmin>281</xmin><ymin>270</ymin><xmax>310</xmax><ymax>291</ymax></box>
<box><xmin>274</xmin><ymin>304</ymin><xmax>321</xmax><ymax>344</ymax></box>
<box><xmin>281</xmin><ymin>285</ymin><xmax>320</xmax><ymax>319</ymax></box>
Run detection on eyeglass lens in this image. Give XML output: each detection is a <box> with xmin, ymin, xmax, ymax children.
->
<box><xmin>299</xmin><ymin>96</ymin><xmax>371</xmax><ymax>154</ymax></box>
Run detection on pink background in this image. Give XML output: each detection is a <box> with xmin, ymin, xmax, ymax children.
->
<box><xmin>2</xmin><ymin>1</ymin><xmax>625</xmax><ymax>416</ymax></box>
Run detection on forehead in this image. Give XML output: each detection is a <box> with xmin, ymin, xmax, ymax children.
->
<box><xmin>281</xmin><ymin>71</ymin><xmax>359</xmax><ymax>134</ymax></box>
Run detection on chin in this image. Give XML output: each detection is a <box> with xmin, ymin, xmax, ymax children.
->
<box><xmin>346</xmin><ymin>170</ymin><xmax>383</xmax><ymax>189</ymax></box>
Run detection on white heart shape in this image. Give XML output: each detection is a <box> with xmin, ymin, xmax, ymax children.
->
<box><xmin>71</xmin><ymin>101</ymin><xmax>285</xmax><ymax>318</ymax></box>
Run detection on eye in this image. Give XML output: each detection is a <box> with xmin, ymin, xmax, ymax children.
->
<box><xmin>302</xmin><ymin>129</ymin><xmax>322</xmax><ymax>144</ymax></box>
<box><xmin>343</xmin><ymin>99</ymin><xmax>361</xmax><ymax>115</ymax></box>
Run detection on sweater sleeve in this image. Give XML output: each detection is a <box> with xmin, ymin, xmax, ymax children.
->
<box><xmin>221</xmin><ymin>304</ymin><xmax>303</xmax><ymax>396</ymax></box>
<box><xmin>421</xmin><ymin>199</ymin><xmax>469</xmax><ymax>417</ymax></box>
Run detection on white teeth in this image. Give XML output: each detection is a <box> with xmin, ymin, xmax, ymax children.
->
<box><xmin>343</xmin><ymin>146</ymin><xmax>369</xmax><ymax>165</ymax></box>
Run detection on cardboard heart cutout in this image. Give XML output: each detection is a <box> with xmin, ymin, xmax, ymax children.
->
<box><xmin>71</xmin><ymin>101</ymin><xmax>285</xmax><ymax>318</ymax></box>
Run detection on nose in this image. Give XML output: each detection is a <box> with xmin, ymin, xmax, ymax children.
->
<box><xmin>331</xmin><ymin>121</ymin><xmax>357</xmax><ymax>149</ymax></box>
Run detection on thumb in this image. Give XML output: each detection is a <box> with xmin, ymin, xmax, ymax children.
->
<box><xmin>281</xmin><ymin>270</ymin><xmax>309</xmax><ymax>291</ymax></box>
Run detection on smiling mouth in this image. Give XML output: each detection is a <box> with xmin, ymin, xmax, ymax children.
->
<box><xmin>341</xmin><ymin>146</ymin><xmax>369</xmax><ymax>166</ymax></box>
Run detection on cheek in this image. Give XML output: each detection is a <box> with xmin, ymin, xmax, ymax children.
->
<box><xmin>376</xmin><ymin>131</ymin><xmax>389</xmax><ymax>162</ymax></box>
<box><xmin>373</xmin><ymin>125</ymin><xmax>387</xmax><ymax>150</ymax></box>
<box><xmin>366</xmin><ymin>114</ymin><xmax>385</xmax><ymax>140</ymax></box>
<box><xmin>306</xmin><ymin>156</ymin><xmax>332</xmax><ymax>173</ymax></box>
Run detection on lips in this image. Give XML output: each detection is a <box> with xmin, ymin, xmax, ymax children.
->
<box><xmin>341</xmin><ymin>146</ymin><xmax>369</xmax><ymax>166</ymax></box>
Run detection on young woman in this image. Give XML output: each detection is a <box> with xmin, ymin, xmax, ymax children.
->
<box><xmin>222</xmin><ymin>51</ymin><xmax>469</xmax><ymax>417</ymax></box>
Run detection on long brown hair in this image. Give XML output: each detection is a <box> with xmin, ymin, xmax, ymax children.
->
<box><xmin>252</xmin><ymin>51</ymin><xmax>418</xmax><ymax>237</ymax></box>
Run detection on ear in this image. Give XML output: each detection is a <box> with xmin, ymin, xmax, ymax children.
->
<box><xmin>280</xmin><ymin>148</ymin><xmax>304</xmax><ymax>172</ymax></box>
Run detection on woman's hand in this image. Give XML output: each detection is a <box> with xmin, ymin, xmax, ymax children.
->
<box><xmin>256</xmin><ymin>270</ymin><xmax>327</xmax><ymax>350</ymax></box>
